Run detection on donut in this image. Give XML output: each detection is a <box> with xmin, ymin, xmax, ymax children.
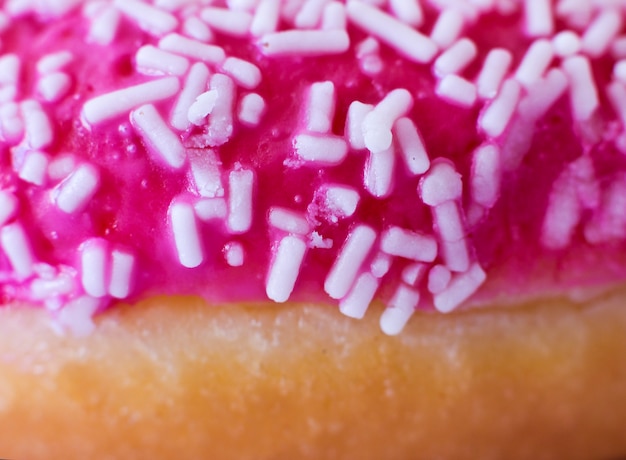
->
<box><xmin>0</xmin><ymin>0</ymin><xmax>626</xmax><ymax>458</ymax></box>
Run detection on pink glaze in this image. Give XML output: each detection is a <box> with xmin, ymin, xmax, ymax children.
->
<box><xmin>0</xmin><ymin>0</ymin><xmax>625</xmax><ymax>335</ymax></box>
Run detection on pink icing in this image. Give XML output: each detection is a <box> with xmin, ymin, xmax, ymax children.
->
<box><xmin>0</xmin><ymin>0</ymin><xmax>625</xmax><ymax>334</ymax></box>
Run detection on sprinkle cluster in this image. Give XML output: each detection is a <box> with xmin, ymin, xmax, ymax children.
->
<box><xmin>0</xmin><ymin>0</ymin><xmax>625</xmax><ymax>335</ymax></box>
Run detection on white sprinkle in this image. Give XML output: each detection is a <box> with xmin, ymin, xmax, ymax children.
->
<box><xmin>362</xmin><ymin>88</ymin><xmax>413</xmax><ymax>153</ymax></box>
<box><xmin>419</xmin><ymin>160</ymin><xmax>463</xmax><ymax>206</ymax></box>
<box><xmin>280</xmin><ymin>0</ymin><xmax>312</xmax><ymax>20</ymax></box>
<box><xmin>555</xmin><ymin>0</ymin><xmax>592</xmax><ymax>30</ymax></box>
<box><xmin>80</xmin><ymin>238</ymin><xmax>108</xmax><ymax>298</ymax></box>
<box><xmin>569</xmin><ymin>155</ymin><xmax>599</xmax><ymax>211</ymax></box>
<box><xmin>0</xmin><ymin>191</ymin><xmax>17</xmax><ymax>226</ymax></box>
<box><xmin>346</xmin><ymin>0</ymin><xmax>437</xmax><ymax>63</ymax></box>
<box><xmin>433</xmin><ymin>201</ymin><xmax>470</xmax><ymax>272</ymax></box>
<box><xmin>607</xmin><ymin>81</ymin><xmax>626</xmax><ymax>129</ymax></box>
<box><xmin>4</xmin><ymin>0</ymin><xmax>35</xmax><ymax>16</ymax></box>
<box><xmin>130</xmin><ymin>104</ymin><xmax>186</xmax><ymax>170</ymax></box>
<box><xmin>37</xmin><ymin>72</ymin><xmax>71</xmax><ymax>102</ymax></box>
<box><xmin>381</xmin><ymin>226</ymin><xmax>437</xmax><ymax>262</ymax></box>
<box><xmin>47</xmin><ymin>154</ymin><xmax>77</xmax><ymax>182</ymax></box>
<box><xmin>200</xmin><ymin>7</ymin><xmax>252</xmax><ymax>37</ymax></box>
<box><xmin>208</xmin><ymin>73</ymin><xmax>236</xmax><ymax>146</ymax></box>
<box><xmin>434</xmin><ymin>38</ymin><xmax>477</xmax><ymax>77</ymax></box>
<box><xmin>541</xmin><ymin>167</ymin><xmax>581</xmax><ymax>249</ymax></box>
<box><xmin>470</xmin><ymin>144</ymin><xmax>501</xmax><ymax>208</ymax></box>
<box><xmin>54</xmin><ymin>163</ymin><xmax>100</xmax><ymax>214</ymax></box>
<box><xmin>159</xmin><ymin>33</ymin><xmax>226</xmax><ymax>65</ymax></box>
<box><xmin>188</xmin><ymin>148</ymin><xmax>224</xmax><ymax>198</ymax></box>
<box><xmin>321</xmin><ymin>1</ymin><xmax>347</xmax><ymax>29</ymax></box>
<box><xmin>517</xmin><ymin>68</ymin><xmax>569</xmax><ymax>122</ymax></box>
<box><xmin>615</xmin><ymin>60</ymin><xmax>626</xmax><ymax>85</ymax></box>
<box><xmin>380</xmin><ymin>284</ymin><xmax>419</xmax><ymax>335</ymax></box>
<box><xmin>305</xmin><ymin>81</ymin><xmax>336</xmax><ymax>134</ymax></box>
<box><xmin>228</xmin><ymin>0</ymin><xmax>258</xmax><ymax>10</ymax></box>
<box><xmin>561</xmin><ymin>55</ymin><xmax>599</xmax><ymax>122</ymax></box>
<box><xmin>268</xmin><ymin>207</ymin><xmax>310</xmax><ymax>235</ymax></box>
<box><xmin>433</xmin><ymin>263</ymin><xmax>486</xmax><ymax>313</ymax></box>
<box><xmin>388</xmin><ymin>0</ymin><xmax>423</xmax><ymax>27</ymax></box>
<box><xmin>428</xmin><ymin>264</ymin><xmax>452</xmax><ymax>294</ymax></box>
<box><xmin>495</xmin><ymin>0</ymin><xmax>518</xmax><ymax>15</ymax></box>
<box><xmin>31</xmin><ymin>270</ymin><xmax>75</xmax><ymax>300</ymax></box>
<box><xmin>182</xmin><ymin>16</ymin><xmax>214</xmax><ymax>42</ymax></box>
<box><xmin>345</xmin><ymin>101</ymin><xmax>373</xmax><ymax>150</ymax></box>
<box><xmin>136</xmin><ymin>45</ymin><xmax>190</xmax><ymax>76</ymax></box>
<box><xmin>552</xmin><ymin>30</ymin><xmax>581</xmax><ymax>58</ymax></box>
<box><xmin>19</xmin><ymin>150</ymin><xmax>49</xmax><ymax>186</ymax></box>
<box><xmin>20</xmin><ymin>100</ymin><xmax>53</xmax><ymax>149</ymax></box>
<box><xmin>250</xmin><ymin>0</ymin><xmax>281</xmax><ymax>36</ymax></box>
<box><xmin>82</xmin><ymin>0</ymin><xmax>108</xmax><ymax>16</ymax></box>
<box><xmin>295</xmin><ymin>0</ymin><xmax>330</xmax><ymax>29</ymax></box>
<box><xmin>325</xmin><ymin>224</ymin><xmax>377</xmax><ymax>299</ymax></box>
<box><xmin>108</xmin><ymin>248</ymin><xmax>135</xmax><ymax>299</ymax></box>
<box><xmin>0</xmin><ymin>54</ymin><xmax>20</xmax><ymax>86</ymax></box>
<box><xmin>224</xmin><ymin>241</ymin><xmax>245</xmax><ymax>267</ymax></box>
<box><xmin>194</xmin><ymin>197</ymin><xmax>228</xmax><ymax>221</ymax></box>
<box><xmin>355</xmin><ymin>37</ymin><xmax>383</xmax><ymax>76</ymax></box>
<box><xmin>355</xmin><ymin>36</ymin><xmax>378</xmax><ymax>55</ymax></box>
<box><xmin>170</xmin><ymin>62</ymin><xmax>210</xmax><ymax>131</ymax></box>
<box><xmin>170</xmin><ymin>200</ymin><xmax>204</xmax><ymax>268</ymax></box>
<box><xmin>57</xmin><ymin>295</ymin><xmax>100</xmax><ymax>337</ymax></box>
<box><xmin>514</xmin><ymin>39</ymin><xmax>554</xmax><ymax>88</ymax></box>
<box><xmin>0</xmin><ymin>222</ymin><xmax>33</xmax><ymax>279</ymax></box>
<box><xmin>584</xmin><ymin>174</ymin><xmax>626</xmax><ymax>244</ymax></box>
<box><xmin>370</xmin><ymin>251</ymin><xmax>392</xmax><ymax>278</ymax></box>
<box><xmin>114</xmin><ymin>0</ymin><xmax>178</xmax><ymax>36</ymax></box>
<box><xmin>238</xmin><ymin>93</ymin><xmax>266</xmax><ymax>126</ymax></box>
<box><xmin>36</xmin><ymin>51</ymin><xmax>74</xmax><ymax>74</ymax></box>
<box><xmin>476</xmin><ymin>48</ymin><xmax>513</xmax><ymax>100</ymax></box>
<box><xmin>0</xmin><ymin>11</ymin><xmax>9</xmax><ymax>33</ymax></box>
<box><xmin>364</xmin><ymin>144</ymin><xmax>396</xmax><ymax>198</ymax></box>
<box><xmin>227</xmin><ymin>167</ymin><xmax>254</xmax><ymax>234</ymax></box>
<box><xmin>88</xmin><ymin>5</ymin><xmax>121</xmax><ymax>45</ymax></box>
<box><xmin>524</xmin><ymin>0</ymin><xmax>553</xmax><ymax>37</ymax></box>
<box><xmin>541</xmin><ymin>155</ymin><xmax>600</xmax><ymax>249</ymax></box>
<box><xmin>581</xmin><ymin>8</ymin><xmax>622</xmax><ymax>58</ymax></box>
<box><xmin>221</xmin><ymin>57</ymin><xmax>262</xmax><ymax>90</ymax></box>
<box><xmin>0</xmin><ymin>102</ymin><xmax>23</xmax><ymax>143</ymax></box>
<box><xmin>82</xmin><ymin>77</ymin><xmax>180</xmax><ymax>126</ymax></box>
<box><xmin>188</xmin><ymin>90</ymin><xmax>219</xmax><ymax>126</ymax></box>
<box><xmin>401</xmin><ymin>262</ymin><xmax>427</xmax><ymax>285</ymax></box>
<box><xmin>436</xmin><ymin>74</ymin><xmax>477</xmax><ymax>108</ymax></box>
<box><xmin>259</xmin><ymin>29</ymin><xmax>350</xmax><ymax>56</ymax></box>
<box><xmin>266</xmin><ymin>235</ymin><xmax>307</xmax><ymax>302</ymax></box>
<box><xmin>430</xmin><ymin>8</ymin><xmax>465</xmax><ymax>49</ymax></box>
<box><xmin>479</xmin><ymin>78</ymin><xmax>521</xmax><ymax>138</ymax></box>
<box><xmin>393</xmin><ymin>117</ymin><xmax>430</xmax><ymax>175</ymax></box>
<box><xmin>147</xmin><ymin>0</ymin><xmax>191</xmax><ymax>12</ymax></box>
<box><xmin>324</xmin><ymin>185</ymin><xmax>360</xmax><ymax>218</ymax></box>
<box><xmin>339</xmin><ymin>271</ymin><xmax>379</xmax><ymax>319</ymax></box>
<box><xmin>294</xmin><ymin>133</ymin><xmax>348</xmax><ymax>165</ymax></box>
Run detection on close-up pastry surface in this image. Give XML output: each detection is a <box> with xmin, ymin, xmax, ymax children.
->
<box><xmin>0</xmin><ymin>0</ymin><xmax>625</xmax><ymax>457</ymax></box>
<box><xmin>1</xmin><ymin>290</ymin><xmax>626</xmax><ymax>459</ymax></box>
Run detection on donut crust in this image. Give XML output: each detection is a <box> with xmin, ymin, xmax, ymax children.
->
<box><xmin>0</xmin><ymin>288</ymin><xmax>625</xmax><ymax>459</ymax></box>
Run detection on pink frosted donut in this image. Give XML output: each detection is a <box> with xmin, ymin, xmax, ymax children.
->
<box><xmin>0</xmin><ymin>0</ymin><xmax>625</xmax><ymax>458</ymax></box>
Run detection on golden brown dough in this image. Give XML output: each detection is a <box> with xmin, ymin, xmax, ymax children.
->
<box><xmin>0</xmin><ymin>290</ymin><xmax>625</xmax><ymax>459</ymax></box>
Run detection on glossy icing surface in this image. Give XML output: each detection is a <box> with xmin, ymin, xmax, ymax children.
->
<box><xmin>0</xmin><ymin>0</ymin><xmax>625</xmax><ymax>334</ymax></box>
